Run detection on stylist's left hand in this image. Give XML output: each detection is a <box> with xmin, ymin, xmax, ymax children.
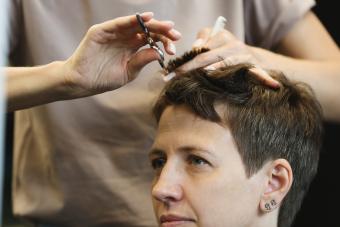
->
<box><xmin>64</xmin><ymin>12</ymin><xmax>181</xmax><ymax>98</ymax></box>
<box><xmin>173</xmin><ymin>27</ymin><xmax>279</xmax><ymax>88</ymax></box>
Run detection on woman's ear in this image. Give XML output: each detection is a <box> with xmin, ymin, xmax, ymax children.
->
<box><xmin>259</xmin><ymin>159</ymin><xmax>293</xmax><ymax>213</ymax></box>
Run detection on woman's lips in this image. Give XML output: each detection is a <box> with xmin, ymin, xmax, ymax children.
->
<box><xmin>160</xmin><ymin>214</ymin><xmax>195</xmax><ymax>226</ymax></box>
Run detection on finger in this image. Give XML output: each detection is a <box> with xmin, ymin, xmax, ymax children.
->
<box><xmin>100</xmin><ymin>12</ymin><xmax>154</xmax><ymax>33</ymax></box>
<box><xmin>128</xmin><ymin>33</ymin><xmax>176</xmax><ymax>55</ymax></box>
<box><xmin>248</xmin><ymin>67</ymin><xmax>281</xmax><ymax>88</ymax></box>
<box><xmin>118</xmin><ymin>16</ymin><xmax>180</xmax><ymax>41</ymax></box>
<box><xmin>116</xmin><ymin>18</ymin><xmax>180</xmax><ymax>41</ymax></box>
<box><xmin>204</xmin><ymin>54</ymin><xmax>253</xmax><ymax>70</ymax></box>
<box><xmin>176</xmin><ymin>46</ymin><xmax>230</xmax><ymax>72</ymax></box>
<box><xmin>145</xmin><ymin>19</ymin><xmax>181</xmax><ymax>40</ymax></box>
<box><xmin>139</xmin><ymin>12</ymin><xmax>154</xmax><ymax>22</ymax></box>
<box><xmin>204</xmin><ymin>60</ymin><xmax>228</xmax><ymax>71</ymax></box>
<box><xmin>98</xmin><ymin>13</ymin><xmax>180</xmax><ymax>42</ymax></box>
<box><xmin>127</xmin><ymin>48</ymin><xmax>162</xmax><ymax>81</ymax></box>
<box><xmin>192</xmin><ymin>27</ymin><xmax>211</xmax><ymax>48</ymax></box>
<box><xmin>204</xmin><ymin>61</ymin><xmax>281</xmax><ymax>88</ymax></box>
<box><xmin>204</xmin><ymin>30</ymin><xmax>238</xmax><ymax>50</ymax></box>
<box><xmin>150</xmin><ymin>33</ymin><xmax>176</xmax><ymax>55</ymax></box>
<box><xmin>122</xmin><ymin>18</ymin><xmax>176</xmax><ymax>37</ymax></box>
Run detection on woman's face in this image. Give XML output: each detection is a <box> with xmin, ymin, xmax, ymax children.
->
<box><xmin>150</xmin><ymin>106</ymin><xmax>266</xmax><ymax>227</ymax></box>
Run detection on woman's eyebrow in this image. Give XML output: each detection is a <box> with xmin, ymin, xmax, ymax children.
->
<box><xmin>178</xmin><ymin>145</ymin><xmax>217</xmax><ymax>158</ymax></box>
<box><xmin>149</xmin><ymin>145</ymin><xmax>217</xmax><ymax>160</ymax></box>
<box><xmin>148</xmin><ymin>148</ymin><xmax>165</xmax><ymax>158</ymax></box>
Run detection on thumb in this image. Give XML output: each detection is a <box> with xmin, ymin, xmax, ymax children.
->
<box><xmin>192</xmin><ymin>27</ymin><xmax>212</xmax><ymax>48</ymax></box>
<box><xmin>127</xmin><ymin>48</ymin><xmax>161</xmax><ymax>81</ymax></box>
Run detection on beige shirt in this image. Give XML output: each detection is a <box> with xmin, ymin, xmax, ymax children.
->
<box><xmin>9</xmin><ymin>0</ymin><xmax>315</xmax><ymax>226</ymax></box>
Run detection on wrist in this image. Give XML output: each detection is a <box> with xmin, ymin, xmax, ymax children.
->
<box><xmin>47</xmin><ymin>60</ymin><xmax>76</xmax><ymax>100</ymax></box>
<box><xmin>55</xmin><ymin>60</ymin><xmax>91</xmax><ymax>100</ymax></box>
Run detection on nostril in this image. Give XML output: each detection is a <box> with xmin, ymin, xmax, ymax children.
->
<box><xmin>152</xmin><ymin>183</ymin><xmax>183</xmax><ymax>204</ymax></box>
<box><xmin>152</xmin><ymin>186</ymin><xmax>169</xmax><ymax>202</ymax></box>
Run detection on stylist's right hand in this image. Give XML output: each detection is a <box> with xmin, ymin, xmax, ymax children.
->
<box><xmin>64</xmin><ymin>12</ymin><xmax>181</xmax><ymax>97</ymax></box>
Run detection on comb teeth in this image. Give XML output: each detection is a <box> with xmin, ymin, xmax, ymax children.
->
<box><xmin>166</xmin><ymin>47</ymin><xmax>210</xmax><ymax>73</ymax></box>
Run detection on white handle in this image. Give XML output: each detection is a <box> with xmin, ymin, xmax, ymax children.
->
<box><xmin>210</xmin><ymin>16</ymin><xmax>227</xmax><ymax>37</ymax></box>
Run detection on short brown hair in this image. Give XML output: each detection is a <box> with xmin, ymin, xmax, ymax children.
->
<box><xmin>153</xmin><ymin>49</ymin><xmax>323</xmax><ymax>227</ymax></box>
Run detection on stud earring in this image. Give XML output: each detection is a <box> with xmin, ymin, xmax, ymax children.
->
<box><xmin>270</xmin><ymin>199</ymin><xmax>277</xmax><ymax>206</ymax></box>
<box><xmin>264</xmin><ymin>199</ymin><xmax>277</xmax><ymax>211</ymax></box>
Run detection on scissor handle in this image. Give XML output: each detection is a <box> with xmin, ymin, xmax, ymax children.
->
<box><xmin>136</xmin><ymin>13</ymin><xmax>150</xmax><ymax>35</ymax></box>
<box><xmin>136</xmin><ymin>13</ymin><xmax>166</xmax><ymax>69</ymax></box>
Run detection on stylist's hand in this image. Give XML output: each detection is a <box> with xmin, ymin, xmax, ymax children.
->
<box><xmin>64</xmin><ymin>12</ymin><xmax>181</xmax><ymax>97</ymax></box>
<box><xmin>174</xmin><ymin>27</ymin><xmax>279</xmax><ymax>88</ymax></box>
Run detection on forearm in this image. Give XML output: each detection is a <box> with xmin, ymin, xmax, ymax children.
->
<box><xmin>253</xmin><ymin>46</ymin><xmax>340</xmax><ymax>122</ymax></box>
<box><xmin>4</xmin><ymin>61</ymin><xmax>74</xmax><ymax>111</ymax></box>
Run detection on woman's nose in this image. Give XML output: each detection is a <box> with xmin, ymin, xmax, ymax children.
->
<box><xmin>152</xmin><ymin>166</ymin><xmax>183</xmax><ymax>204</ymax></box>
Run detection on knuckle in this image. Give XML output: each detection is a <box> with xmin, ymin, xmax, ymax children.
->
<box><xmin>202</xmin><ymin>27</ymin><xmax>211</xmax><ymax>33</ymax></box>
<box><xmin>87</xmin><ymin>24</ymin><xmax>99</xmax><ymax>35</ymax></box>
<box><xmin>220</xmin><ymin>31</ymin><xmax>230</xmax><ymax>41</ymax></box>
<box><xmin>222</xmin><ymin>29</ymin><xmax>234</xmax><ymax>37</ymax></box>
<box><xmin>198</xmin><ymin>27</ymin><xmax>211</xmax><ymax>37</ymax></box>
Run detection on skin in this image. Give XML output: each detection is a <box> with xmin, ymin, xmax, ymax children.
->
<box><xmin>150</xmin><ymin>105</ymin><xmax>292</xmax><ymax>227</ymax></box>
<box><xmin>4</xmin><ymin>12</ymin><xmax>181</xmax><ymax>111</ymax></box>
<box><xmin>176</xmin><ymin>12</ymin><xmax>340</xmax><ymax>122</ymax></box>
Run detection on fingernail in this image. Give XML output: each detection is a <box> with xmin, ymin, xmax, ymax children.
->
<box><xmin>164</xmin><ymin>20</ymin><xmax>175</xmax><ymax>27</ymax></box>
<box><xmin>141</xmin><ymin>12</ymin><xmax>154</xmax><ymax>17</ymax></box>
<box><xmin>163</xmin><ymin>72</ymin><xmax>176</xmax><ymax>82</ymax></box>
<box><xmin>192</xmin><ymin>38</ymin><xmax>204</xmax><ymax>48</ymax></box>
<box><xmin>250</xmin><ymin>67</ymin><xmax>269</xmax><ymax>78</ymax></box>
<box><xmin>271</xmin><ymin>80</ymin><xmax>281</xmax><ymax>88</ymax></box>
<box><xmin>168</xmin><ymin>43</ymin><xmax>176</xmax><ymax>55</ymax></box>
<box><xmin>169</xmin><ymin>29</ymin><xmax>182</xmax><ymax>39</ymax></box>
<box><xmin>250</xmin><ymin>67</ymin><xmax>281</xmax><ymax>88</ymax></box>
<box><xmin>204</xmin><ymin>65</ymin><xmax>216</xmax><ymax>71</ymax></box>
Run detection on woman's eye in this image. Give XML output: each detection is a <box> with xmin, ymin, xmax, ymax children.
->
<box><xmin>151</xmin><ymin>157</ymin><xmax>166</xmax><ymax>170</ymax></box>
<box><xmin>188</xmin><ymin>155</ymin><xmax>209</xmax><ymax>166</ymax></box>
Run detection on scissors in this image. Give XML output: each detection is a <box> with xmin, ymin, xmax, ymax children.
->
<box><xmin>136</xmin><ymin>13</ymin><xmax>166</xmax><ymax>70</ymax></box>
